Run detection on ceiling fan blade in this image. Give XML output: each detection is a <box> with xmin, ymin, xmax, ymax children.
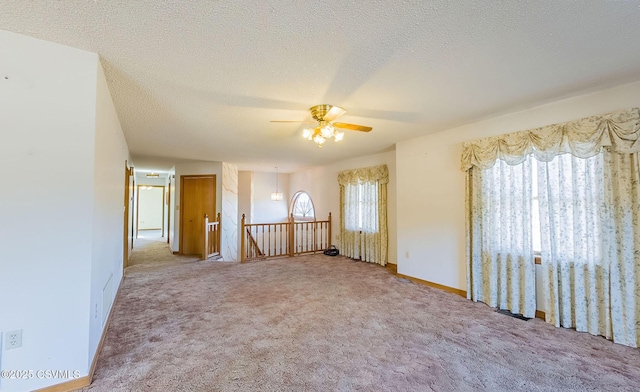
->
<box><xmin>323</xmin><ymin>106</ymin><xmax>347</xmax><ymax>122</ymax></box>
<box><xmin>270</xmin><ymin>120</ymin><xmax>315</xmax><ymax>123</ymax></box>
<box><xmin>333</xmin><ymin>122</ymin><xmax>372</xmax><ymax>132</ymax></box>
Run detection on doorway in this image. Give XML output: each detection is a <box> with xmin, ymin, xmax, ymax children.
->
<box><xmin>180</xmin><ymin>175</ymin><xmax>216</xmax><ymax>255</ymax></box>
<box><xmin>136</xmin><ymin>185</ymin><xmax>166</xmax><ymax>239</ymax></box>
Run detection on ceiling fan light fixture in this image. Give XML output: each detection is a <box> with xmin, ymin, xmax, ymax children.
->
<box><xmin>302</xmin><ymin>128</ymin><xmax>313</xmax><ymax>139</ymax></box>
<box><xmin>313</xmin><ymin>134</ymin><xmax>326</xmax><ymax>146</ymax></box>
<box><xmin>280</xmin><ymin>104</ymin><xmax>371</xmax><ymax>148</ymax></box>
<box><xmin>320</xmin><ymin>122</ymin><xmax>334</xmax><ymax>138</ymax></box>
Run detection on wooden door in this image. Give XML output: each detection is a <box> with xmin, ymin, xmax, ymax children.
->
<box><xmin>180</xmin><ymin>175</ymin><xmax>216</xmax><ymax>255</ymax></box>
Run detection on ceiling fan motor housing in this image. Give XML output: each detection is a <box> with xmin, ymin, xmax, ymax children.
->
<box><xmin>310</xmin><ymin>104</ymin><xmax>333</xmax><ymax>121</ymax></box>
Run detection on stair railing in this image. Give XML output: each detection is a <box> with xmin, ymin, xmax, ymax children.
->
<box><xmin>240</xmin><ymin>213</ymin><xmax>331</xmax><ymax>262</ymax></box>
<box><xmin>202</xmin><ymin>212</ymin><xmax>221</xmax><ymax>260</ymax></box>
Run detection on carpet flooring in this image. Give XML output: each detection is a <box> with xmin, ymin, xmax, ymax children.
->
<box><xmin>83</xmin><ymin>239</ymin><xmax>640</xmax><ymax>391</ymax></box>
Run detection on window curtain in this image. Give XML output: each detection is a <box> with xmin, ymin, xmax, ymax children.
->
<box><xmin>461</xmin><ymin>107</ymin><xmax>640</xmax><ymax>347</ymax></box>
<box><xmin>338</xmin><ymin>164</ymin><xmax>388</xmax><ymax>266</ymax></box>
<box><xmin>466</xmin><ymin>157</ymin><xmax>536</xmax><ymax>317</ymax></box>
<box><xmin>539</xmin><ymin>150</ymin><xmax>640</xmax><ymax>347</ymax></box>
<box><xmin>538</xmin><ymin>153</ymin><xmax>610</xmax><ymax>337</ymax></box>
<box><xmin>605</xmin><ymin>151</ymin><xmax>640</xmax><ymax>347</ymax></box>
<box><xmin>460</xmin><ymin>108</ymin><xmax>640</xmax><ymax>171</ymax></box>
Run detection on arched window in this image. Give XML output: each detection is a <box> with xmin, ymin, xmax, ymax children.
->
<box><xmin>289</xmin><ymin>191</ymin><xmax>315</xmax><ymax>221</ymax></box>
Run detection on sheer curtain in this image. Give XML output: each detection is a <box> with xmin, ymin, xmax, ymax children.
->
<box><xmin>466</xmin><ymin>156</ymin><xmax>536</xmax><ymax>317</ymax></box>
<box><xmin>538</xmin><ymin>150</ymin><xmax>640</xmax><ymax>346</ymax></box>
<box><xmin>603</xmin><ymin>150</ymin><xmax>639</xmax><ymax>347</ymax></box>
<box><xmin>538</xmin><ymin>153</ymin><xmax>610</xmax><ymax>337</ymax></box>
<box><xmin>341</xmin><ymin>183</ymin><xmax>361</xmax><ymax>258</ymax></box>
<box><xmin>338</xmin><ymin>165</ymin><xmax>388</xmax><ymax>266</ymax></box>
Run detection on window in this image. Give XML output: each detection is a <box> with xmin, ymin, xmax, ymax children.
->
<box><xmin>479</xmin><ymin>156</ymin><xmax>533</xmax><ymax>256</ymax></box>
<box><xmin>338</xmin><ymin>164</ymin><xmax>389</xmax><ymax>265</ymax></box>
<box><xmin>536</xmin><ymin>152</ymin><xmax>605</xmax><ymax>265</ymax></box>
<box><xmin>487</xmin><ymin>154</ymin><xmax>603</xmax><ymax>260</ymax></box>
<box><xmin>290</xmin><ymin>191</ymin><xmax>315</xmax><ymax>221</ymax></box>
<box><xmin>338</xmin><ymin>165</ymin><xmax>389</xmax><ymax>265</ymax></box>
<box><xmin>344</xmin><ymin>183</ymin><xmax>362</xmax><ymax>230</ymax></box>
<box><xmin>480</xmin><ymin>154</ymin><xmax>602</xmax><ymax>260</ymax></box>
<box><xmin>463</xmin><ymin>107</ymin><xmax>640</xmax><ymax>345</ymax></box>
<box><xmin>344</xmin><ymin>182</ymin><xmax>379</xmax><ymax>232</ymax></box>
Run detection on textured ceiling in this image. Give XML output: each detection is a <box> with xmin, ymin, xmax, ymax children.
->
<box><xmin>2</xmin><ymin>1</ymin><xmax>640</xmax><ymax>172</ymax></box>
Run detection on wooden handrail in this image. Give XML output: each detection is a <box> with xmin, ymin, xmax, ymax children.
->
<box><xmin>239</xmin><ymin>213</ymin><xmax>332</xmax><ymax>261</ymax></box>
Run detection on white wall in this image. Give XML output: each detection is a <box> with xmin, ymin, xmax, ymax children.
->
<box><xmin>289</xmin><ymin>150</ymin><xmax>397</xmax><ymax>264</ymax></box>
<box><xmin>0</xmin><ymin>31</ymin><xmax>129</xmax><ymax>391</ymax></box>
<box><xmin>396</xmin><ymin>80</ymin><xmax>640</xmax><ymax>291</ymax></box>
<box><xmin>252</xmin><ymin>171</ymin><xmax>289</xmax><ymax>223</ymax></box>
<box><xmin>238</xmin><ymin>171</ymin><xmax>253</xmax><ymax>224</ymax></box>
<box><xmin>89</xmin><ymin>61</ymin><xmax>130</xmax><ymax>369</ymax></box>
<box><xmin>135</xmin><ymin>176</ymin><xmax>167</xmax><ymax>186</ymax></box>
<box><xmin>172</xmin><ymin>161</ymin><xmax>222</xmax><ymax>252</ymax></box>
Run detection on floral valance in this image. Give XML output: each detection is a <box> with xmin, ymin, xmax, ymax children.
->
<box><xmin>460</xmin><ymin>107</ymin><xmax>640</xmax><ymax>171</ymax></box>
<box><xmin>338</xmin><ymin>164</ymin><xmax>389</xmax><ymax>185</ymax></box>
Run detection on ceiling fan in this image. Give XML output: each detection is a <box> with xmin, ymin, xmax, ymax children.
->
<box><xmin>271</xmin><ymin>104</ymin><xmax>372</xmax><ymax>147</ymax></box>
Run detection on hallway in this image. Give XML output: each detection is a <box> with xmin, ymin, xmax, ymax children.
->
<box><xmin>127</xmin><ymin>231</ymin><xmax>200</xmax><ymax>271</ymax></box>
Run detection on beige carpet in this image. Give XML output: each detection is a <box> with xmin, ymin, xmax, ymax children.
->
<box><xmin>83</xmin><ymin>240</ymin><xmax>640</xmax><ymax>391</ymax></box>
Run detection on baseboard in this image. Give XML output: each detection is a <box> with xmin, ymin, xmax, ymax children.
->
<box><xmin>385</xmin><ymin>263</ymin><xmax>398</xmax><ymax>274</ymax></box>
<box><xmin>390</xmin><ymin>267</ymin><xmax>544</xmax><ymax>319</ymax></box>
<box><xmin>34</xmin><ymin>276</ymin><xmax>124</xmax><ymax>392</ymax></box>
<box><xmin>396</xmin><ymin>273</ymin><xmax>467</xmax><ymax>298</ymax></box>
<box><xmin>173</xmin><ymin>251</ymin><xmax>179</xmax><ymax>255</ymax></box>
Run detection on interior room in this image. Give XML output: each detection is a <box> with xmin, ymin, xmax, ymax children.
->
<box><xmin>1</xmin><ymin>1</ymin><xmax>639</xmax><ymax>391</ymax></box>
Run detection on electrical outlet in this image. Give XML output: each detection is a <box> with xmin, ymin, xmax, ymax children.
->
<box><xmin>5</xmin><ymin>329</ymin><xmax>22</xmax><ymax>350</ymax></box>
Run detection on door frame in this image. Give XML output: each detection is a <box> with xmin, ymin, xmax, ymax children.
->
<box><xmin>123</xmin><ymin>161</ymin><xmax>133</xmax><ymax>270</ymax></box>
<box><xmin>167</xmin><ymin>176</ymin><xmax>172</xmax><ymax>244</ymax></box>
<box><xmin>179</xmin><ymin>174</ymin><xmax>217</xmax><ymax>255</ymax></box>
